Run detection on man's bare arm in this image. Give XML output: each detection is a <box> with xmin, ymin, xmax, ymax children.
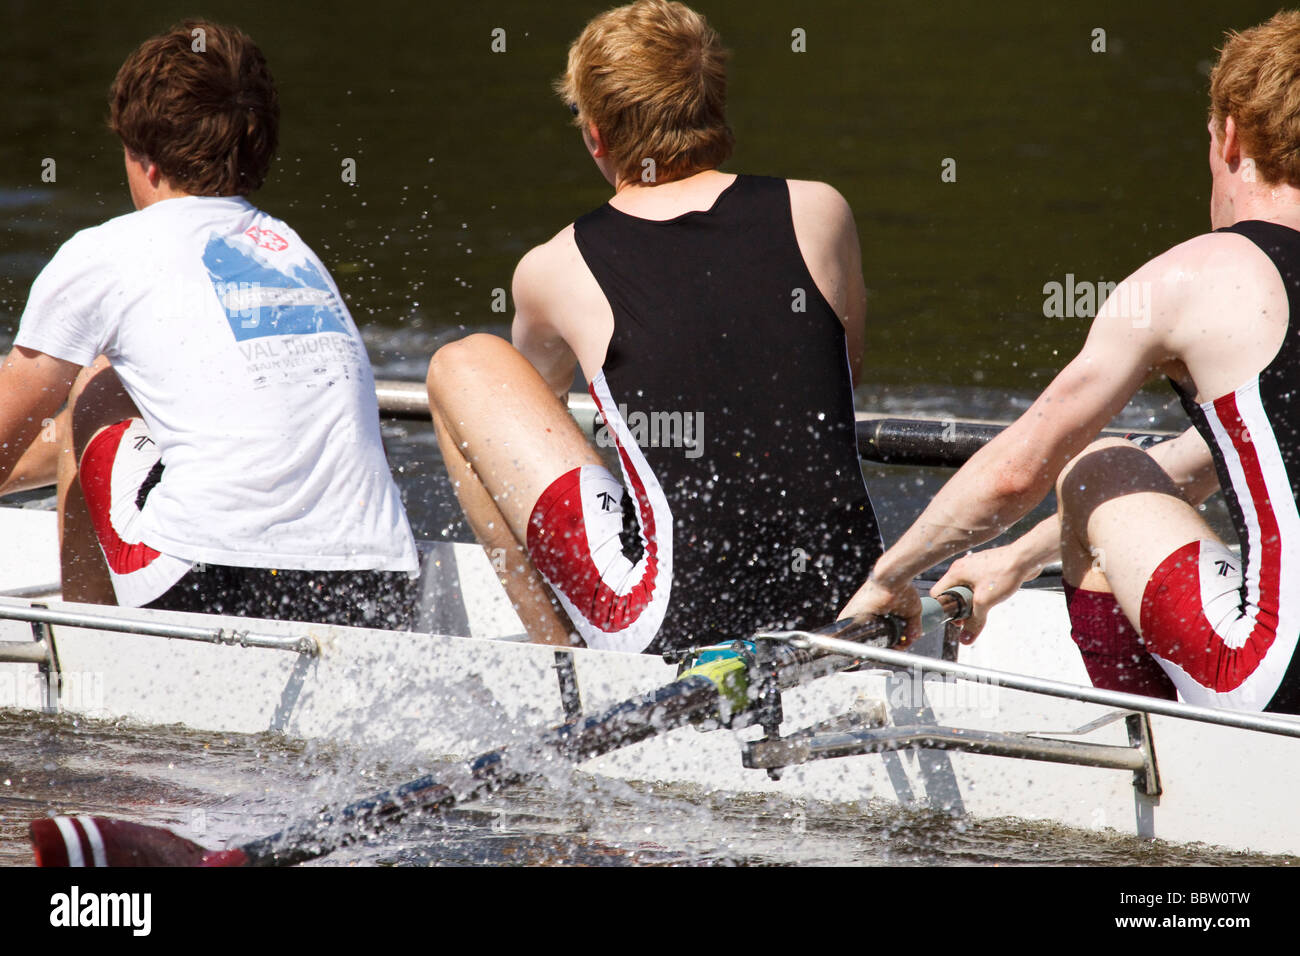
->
<box><xmin>0</xmin><ymin>412</ymin><xmax>64</xmax><ymax>496</ymax></box>
<box><xmin>982</xmin><ymin>426</ymin><xmax>1219</xmax><ymax>576</ymax></box>
<box><xmin>842</xmin><ymin>255</ymin><xmax>1184</xmax><ymax>633</ymax></box>
<box><xmin>868</xmin><ymin>345</ymin><xmax>1158</xmax><ymax>590</ymax></box>
<box><xmin>788</xmin><ymin>180</ymin><xmax>866</xmax><ymax>383</ymax></box>
<box><xmin>0</xmin><ymin>347</ymin><xmax>79</xmax><ymax>489</ymax></box>
<box><xmin>510</xmin><ymin>243</ymin><xmax>580</xmax><ymax>400</ymax></box>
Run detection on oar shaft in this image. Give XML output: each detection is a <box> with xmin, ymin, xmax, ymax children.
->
<box><xmin>375</xmin><ymin>379</ymin><xmax>432</xmax><ymax>420</ymax></box>
<box><xmin>856</xmin><ymin>419</ymin><xmax>1174</xmax><ymax>467</ymax></box>
<box><xmin>856</xmin><ymin>419</ymin><xmax>1002</xmax><ymax>467</ymax></box>
<box><xmin>238</xmin><ymin>674</ymin><xmax>727</xmax><ymax>865</ymax></box>
<box><xmin>374</xmin><ymin>379</ymin><xmax>1172</xmax><ymax>468</ymax></box>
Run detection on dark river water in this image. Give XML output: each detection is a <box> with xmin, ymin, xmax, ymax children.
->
<box><xmin>0</xmin><ymin>0</ymin><xmax>1293</xmax><ymax>867</ymax></box>
<box><xmin>2</xmin><ymin>709</ymin><xmax>1290</xmax><ymax>868</ymax></box>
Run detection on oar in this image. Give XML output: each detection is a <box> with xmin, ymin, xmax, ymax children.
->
<box><xmin>374</xmin><ymin>379</ymin><xmax>1172</xmax><ymax>468</ymax></box>
<box><xmin>30</xmin><ymin>590</ymin><xmax>971</xmax><ymax>867</ymax></box>
<box><xmin>855</xmin><ymin>419</ymin><xmax>1172</xmax><ymax>468</ymax></box>
<box><xmin>1</xmin><ymin>383</ymin><xmax>1173</xmax><ymax>500</ymax></box>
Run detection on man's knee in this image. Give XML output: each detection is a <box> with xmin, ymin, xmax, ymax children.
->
<box><xmin>1056</xmin><ymin>437</ymin><xmax>1130</xmax><ymax>496</ymax></box>
<box><xmin>68</xmin><ymin>363</ymin><xmax>135</xmax><ymax>462</ymax></box>
<box><xmin>427</xmin><ymin>334</ymin><xmax>527</xmax><ymax>405</ymax></box>
<box><xmin>1056</xmin><ymin>437</ymin><xmax>1177</xmax><ymax>521</ymax></box>
<box><xmin>65</xmin><ymin>355</ymin><xmax>111</xmax><ymax>407</ymax></box>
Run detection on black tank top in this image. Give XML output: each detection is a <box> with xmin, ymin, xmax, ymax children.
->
<box><xmin>573</xmin><ymin>174</ymin><xmax>882</xmax><ymax>652</ymax></box>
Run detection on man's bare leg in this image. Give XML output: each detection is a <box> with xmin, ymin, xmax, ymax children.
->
<box><xmin>1057</xmin><ymin>438</ymin><xmax>1223</xmax><ymax>625</ymax></box>
<box><xmin>52</xmin><ymin>407</ymin><xmax>74</xmax><ymax>542</ymax></box>
<box><xmin>432</xmin><ymin>407</ymin><xmax>576</xmax><ymax>645</ymax></box>
<box><xmin>60</xmin><ymin>359</ymin><xmax>141</xmax><ymax>604</ymax></box>
<box><xmin>427</xmin><ymin>334</ymin><xmax>605</xmax><ymax>646</ymax></box>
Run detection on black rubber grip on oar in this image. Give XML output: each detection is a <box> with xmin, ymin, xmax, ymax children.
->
<box><xmin>858</xmin><ymin>419</ymin><xmax>1175</xmax><ymax>468</ymax></box>
<box><xmin>858</xmin><ymin>419</ymin><xmax>1003</xmax><ymax>467</ymax></box>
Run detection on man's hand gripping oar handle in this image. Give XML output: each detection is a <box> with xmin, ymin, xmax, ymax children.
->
<box><xmin>782</xmin><ymin>586</ymin><xmax>975</xmax><ymax>658</ymax></box>
<box><xmin>916</xmin><ymin>585</ymin><xmax>974</xmax><ymax>638</ymax></box>
<box><xmin>805</xmin><ymin>585</ymin><xmax>975</xmax><ymax>649</ymax></box>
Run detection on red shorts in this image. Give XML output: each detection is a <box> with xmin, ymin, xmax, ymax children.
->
<box><xmin>1136</xmin><ymin>539</ymin><xmax>1292</xmax><ymax>710</ymax></box>
<box><xmin>79</xmin><ymin>419</ymin><xmax>192</xmax><ymax>606</ymax></box>
<box><xmin>525</xmin><ymin>464</ymin><xmax>670</xmax><ymax>653</ymax></box>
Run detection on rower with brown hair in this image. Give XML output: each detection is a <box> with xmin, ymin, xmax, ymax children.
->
<box><xmin>844</xmin><ymin>11</ymin><xmax>1300</xmax><ymax>714</ymax></box>
<box><xmin>427</xmin><ymin>0</ymin><xmax>882</xmax><ymax>653</ymax></box>
<box><xmin>2</xmin><ymin>20</ymin><xmax>418</xmax><ymax>626</ymax></box>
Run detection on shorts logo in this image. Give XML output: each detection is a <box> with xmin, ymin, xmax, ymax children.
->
<box><xmin>244</xmin><ymin>225</ymin><xmax>289</xmax><ymax>252</ymax></box>
<box><xmin>596</xmin><ymin>491</ymin><xmax>618</xmax><ymax>512</ymax></box>
<box><xmin>1214</xmin><ymin>559</ymin><xmax>1236</xmax><ymax>577</ymax></box>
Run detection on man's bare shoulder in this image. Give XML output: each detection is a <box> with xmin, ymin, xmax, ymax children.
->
<box><xmin>513</xmin><ymin>223</ymin><xmax>610</xmax><ymax>337</ymax></box>
<box><xmin>1137</xmin><ymin>229</ymin><xmax>1277</xmax><ymax>290</ymax></box>
<box><xmin>1111</xmin><ymin>229</ymin><xmax>1281</xmax><ymax>335</ymax></box>
<box><xmin>786</xmin><ymin>179</ymin><xmax>859</xmax><ymax>267</ymax></box>
<box><xmin>786</xmin><ymin>179</ymin><xmax>854</xmax><ymax>223</ymax></box>
<box><xmin>1120</xmin><ymin>228</ymin><xmax>1292</xmax><ymax>397</ymax></box>
<box><xmin>515</xmin><ymin>225</ymin><xmax>579</xmax><ymax>285</ymax></box>
<box><xmin>512</xmin><ymin>225</ymin><xmax>585</xmax><ymax>314</ymax></box>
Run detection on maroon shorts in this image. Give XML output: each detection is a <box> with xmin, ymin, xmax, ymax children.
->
<box><xmin>1065</xmin><ymin>538</ymin><xmax>1293</xmax><ymax>711</ymax></box>
<box><xmin>1063</xmin><ymin>583</ymin><xmax>1177</xmax><ymax>700</ymax></box>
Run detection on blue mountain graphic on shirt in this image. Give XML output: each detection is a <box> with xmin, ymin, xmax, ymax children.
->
<box><xmin>202</xmin><ymin>235</ymin><xmax>349</xmax><ymax>342</ymax></box>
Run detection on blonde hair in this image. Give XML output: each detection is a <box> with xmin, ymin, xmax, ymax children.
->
<box><xmin>556</xmin><ymin>0</ymin><xmax>734</xmax><ymax>184</ymax></box>
<box><xmin>1209</xmin><ymin>10</ymin><xmax>1300</xmax><ymax>187</ymax></box>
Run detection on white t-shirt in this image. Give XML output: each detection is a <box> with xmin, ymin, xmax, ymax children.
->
<box><xmin>17</xmin><ymin>196</ymin><xmax>418</xmax><ymax>573</ymax></box>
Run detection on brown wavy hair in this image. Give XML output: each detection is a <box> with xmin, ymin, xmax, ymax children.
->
<box><xmin>1209</xmin><ymin>11</ymin><xmax>1300</xmax><ymax>188</ymax></box>
<box><xmin>556</xmin><ymin>0</ymin><xmax>734</xmax><ymax>185</ymax></box>
<box><xmin>109</xmin><ymin>20</ymin><xmax>279</xmax><ymax>196</ymax></box>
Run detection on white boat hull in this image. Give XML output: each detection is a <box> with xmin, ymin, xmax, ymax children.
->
<box><xmin>2</xmin><ymin>507</ymin><xmax>1297</xmax><ymax>857</ymax></box>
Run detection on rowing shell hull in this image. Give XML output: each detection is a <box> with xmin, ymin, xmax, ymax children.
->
<box><xmin>1</xmin><ymin>512</ymin><xmax>1297</xmax><ymax>857</ymax></box>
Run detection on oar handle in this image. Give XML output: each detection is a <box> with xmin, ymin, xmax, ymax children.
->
<box><xmin>817</xmin><ymin>585</ymin><xmax>975</xmax><ymax>648</ymax></box>
<box><xmin>921</xmin><ymin>585</ymin><xmax>973</xmax><ymax>634</ymax></box>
